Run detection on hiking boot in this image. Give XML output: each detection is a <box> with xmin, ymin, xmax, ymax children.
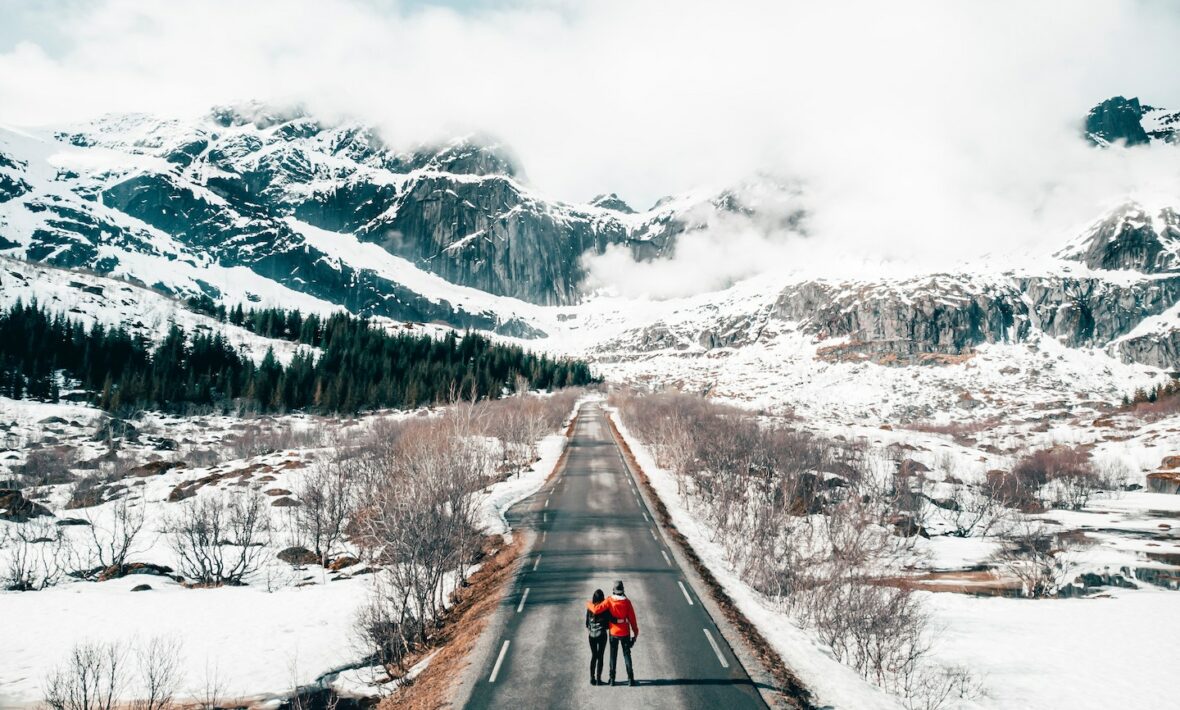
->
<box><xmin>609</xmin><ymin>678</ymin><xmax>617</xmax><ymax>686</ymax></box>
<box><xmin>590</xmin><ymin>677</ymin><xmax>597</xmax><ymax>686</ymax></box>
<box><xmin>629</xmin><ymin>679</ymin><xmax>638</xmax><ymax>687</ymax></box>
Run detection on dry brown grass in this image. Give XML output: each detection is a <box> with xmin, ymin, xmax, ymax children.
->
<box><xmin>874</xmin><ymin>570</ymin><xmax>1022</xmax><ymax>596</ymax></box>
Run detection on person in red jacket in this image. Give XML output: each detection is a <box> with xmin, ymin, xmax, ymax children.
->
<box><xmin>586</xmin><ymin>580</ymin><xmax>639</xmax><ymax>686</ymax></box>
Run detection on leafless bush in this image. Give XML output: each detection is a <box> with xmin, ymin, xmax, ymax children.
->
<box><xmin>2</xmin><ymin>519</ymin><xmax>69</xmax><ymax>590</ymax></box>
<box><xmin>941</xmin><ymin>477</ymin><xmax>1007</xmax><ymax>538</ymax></box>
<box><xmin>613</xmin><ymin>390</ymin><xmax>950</xmax><ymax>696</ymax></box>
<box><xmin>991</xmin><ymin>519</ymin><xmax>1076</xmax><ymax>598</ymax></box>
<box><xmin>800</xmin><ymin>581</ymin><xmax>929</xmax><ymax>687</ymax></box>
<box><xmin>15</xmin><ymin>446</ymin><xmax>77</xmax><ymax>486</ymax></box>
<box><xmin>196</xmin><ymin>661</ymin><xmax>226</xmax><ymax>710</ymax></box>
<box><xmin>1007</xmin><ymin>445</ymin><xmax>1097</xmax><ymax>511</ymax></box>
<box><xmin>224</xmin><ymin>419</ymin><xmax>325</xmax><ymax>460</ymax></box>
<box><xmin>353</xmin><ymin>416</ymin><xmax>487</xmax><ymax>668</ymax></box>
<box><xmin>81</xmin><ymin>498</ymin><xmax>147</xmax><ymax>576</ymax></box>
<box><xmin>131</xmin><ymin>637</ymin><xmax>183</xmax><ymax>710</ymax></box>
<box><xmin>902</xmin><ymin>664</ymin><xmax>986</xmax><ymax>710</ymax></box>
<box><xmin>43</xmin><ymin>640</ymin><xmax>128</xmax><ymax>710</ymax></box>
<box><xmin>167</xmin><ymin>492</ymin><xmax>271</xmax><ymax>585</ymax></box>
<box><xmin>293</xmin><ymin>457</ymin><xmax>356</xmax><ymax>567</ymax></box>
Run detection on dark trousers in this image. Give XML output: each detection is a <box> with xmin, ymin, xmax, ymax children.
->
<box><xmin>608</xmin><ymin>635</ymin><xmax>634</xmax><ymax>681</ymax></box>
<box><xmin>588</xmin><ymin>634</ymin><xmax>606</xmax><ymax>680</ymax></box>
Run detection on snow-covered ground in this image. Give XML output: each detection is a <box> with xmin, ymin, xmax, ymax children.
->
<box><xmin>0</xmin><ymin>396</ymin><xmax>579</xmax><ymax>708</ymax></box>
<box><xmin>608</xmin><ymin>403</ymin><xmax>1180</xmax><ymax>710</ymax></box>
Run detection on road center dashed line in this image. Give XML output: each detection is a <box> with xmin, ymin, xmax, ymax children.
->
<box><xmin>489</xmin><ymin>640</ymin><xmax>510</xmax><ymax>682</ymax></box>
<box><xmin>516</xmin><ymin>588</ymin><xmax>530</xmax><ymax>613</ymax></box>
<box><xmin>703</xmin><ymin>629</ymin><xmax>729</xmax><ymax>668</ymax></box>
<box><xmin>678</xmin><ymin>580</ymin><xmax>694</xmax><ymax>605</ymax></box>
<box><xmin>532</xmin><ymin>555</ymin><xmax>542</xmax><ymax>571</ymax></box>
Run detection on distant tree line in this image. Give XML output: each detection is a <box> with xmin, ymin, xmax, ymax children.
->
<box><xmin>0</xmin><ymin>300</ymin><xmax>597</xmax><ymax>415</ymax></box>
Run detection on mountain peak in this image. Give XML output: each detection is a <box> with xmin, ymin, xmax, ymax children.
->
<box><xmin>1085</xmin><ymin>96</ymin><xmax>1179</xmax><ymax>146</ymax></box>
<box><xmin>590</xmin><ymin>193</ymin><xmax>635</xmax><ymax>213</ymax></box>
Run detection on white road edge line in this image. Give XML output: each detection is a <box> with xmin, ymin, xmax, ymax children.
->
<box><xmin>542</xmin><ymin>530</ymin><xmax>547</xmax><ymax>542</ymax></box>
<box><xmin>661</xmin><ymin>550</ymin><xmax>672</xmax><ymax>566</ymax></box>
<box><xmin>545</xmin><ymin>498</ymin><xmax>550</xmax><ymax>508</ymax></box>
<box><xmin>516</xmin><ymin>588</ymin><xmax>530</xmax><ymax>613</ymax></box>
<box><xmin>649</xmin><ymin>528</ymin><xmax>658</xmax><ymax>541</ymax></box>
<box><xmin>532</xmin><ymin>555</ymin><xmax>542</xmax><ymax>571</ymax></box>
<box><xmin>678</xmin><ymin>580</ymin><xmax>694</xmax><ymax>605</ymax></box>
<box><xmin>489</xmin><ymin>640</ymin><xmax>510</xmax><ymax>682</ymax></box>
<box><xmin>642</xmin><ymin>511</ymin><xmax>650</xmax><ymax>522</ymax></box>
<box><xmin>703</xmin><ymin>629</ymin><xmax>729</xmax><ymax>668</ymax></box>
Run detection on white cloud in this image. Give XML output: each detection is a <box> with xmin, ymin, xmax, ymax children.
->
<box><xmin>3</xmin><ymin>0</ymin><xmax>1180</xmax><ymax>294</ymax></box>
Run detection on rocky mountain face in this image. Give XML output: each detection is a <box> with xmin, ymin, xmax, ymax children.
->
<box><xmin>1</xmin><ymin>103</ymin><xmax>744</xmax><ymax>332</ymax></box>
<box><xmin>1085</xmin><ymin>96</ymin><xmax>1180</xmax><ymax>146</ymax></box>
<box><xmin>596</xmin><ymin>201</ymin><xmax>1180</xmax><ymax>371</ymax></box>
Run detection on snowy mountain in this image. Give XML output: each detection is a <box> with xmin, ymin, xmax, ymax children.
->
<box><xmin>0</xmin><ymin>103</ymin><xmax>775</xmax><ymax>329</ymax></box>
<box><xmin>3</xmin><ymin>99</ymin><xmax>1180</xmax><ymax>426</ymax></box>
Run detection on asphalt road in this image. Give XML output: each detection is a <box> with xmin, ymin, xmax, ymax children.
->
<box><xmin>463</xmin><ymin>402</ymin><xmax>768</xmax><ymax>709</ymax></box>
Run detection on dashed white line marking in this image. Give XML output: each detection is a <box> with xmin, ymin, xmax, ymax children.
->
<box><xmin>544</xmin><ymin>498</ymin><xmax>550</xmax><ymax>508</ymax></box>
<box><xmin>489</xmin><ymin>640</ymin><xmax>510</xmax><ymax>682</ymax></box>
<box><xmin>532</xmin><ymin>555</ymin><xmax>542</xmax><ymax>571</ymax></box>
<box><xmin>678</xmin><ymin>580</ymin><xmax>694</xmax><ymax>605</ymax></box>
<box><xmin>642</xmin><ymin>511</ymin><xmax>650</xmax><ymax>523</ymax></box>
<box><xmin>661</xmin><ymin>550</ymin><xmax>672</xmax><ymax>566</ymax></box>
<box><xmin>649</xmin><ymin>528</ymin><xmax>658</xmax><ymax>542</ymax></box>
<box><xmin>516</xmin><ymin>588</ymin><xmax>530</xmax><ymax>613</ymax></box>
<box><xmin>703</xmin><ymin>629</ymin><xmax>729</xmax><ymax>668</ymax></box>
<box><xmin>542</xmin><ymin>530</ymin><xmax>547</xmax><ymax>542</ymax></box>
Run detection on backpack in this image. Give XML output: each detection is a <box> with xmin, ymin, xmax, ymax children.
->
<box><xmin>586</xmin><ymin>608</ymin><xmax>609</xmax><ymax>638</ymax></box>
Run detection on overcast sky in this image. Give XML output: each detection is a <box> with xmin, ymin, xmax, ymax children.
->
<box><xmin>3</xmin><ymin>0</ymin><xmax>1179</xmax><ymax>293</ymax></box>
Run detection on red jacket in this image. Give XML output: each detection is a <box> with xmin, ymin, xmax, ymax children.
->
<box><xmin>587</xmin><ymin>594</ymin><xmax>639</xmax><ymax>638</ymax></box>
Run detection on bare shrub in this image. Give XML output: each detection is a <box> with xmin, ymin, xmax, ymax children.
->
<box><xmin>293</xmin><ymin>457</ymin><xmax>356</xmax><ymax>567</ymax></box>
<box><xmin>941</xmin><ymin>477</ymin><xmax>1007</xmax><ymax>538</ymax></box>
<box><xmin>902</xmin><ymin>664</ymin><xmax>986</xmax><ymax>710</ymax></box>
<box><xmin>15</xmin><ymin>446</ymin><xmax>77</xmax><ymax>486</ymax></box>
<box><xmin>43</xmin><ymin>641</ymin><xmax>128</xmax><ymax>710</ymax></box>
<box><xmin>2</xmin><ymin>519</ymin><xmax>69</xmax><ymax>590</ymax></box>
<box><xmin>167</xmin><ymin>493</ymin><xmax>271</xmax><ymax>585</ymax></box>
<box><xmin>992</xmin><ymin>519</ymin><xmax>1076</xmax><ymax>598</ymax></box>
<box><xmin>81</xmin><ymin>498</ymin><xmax>147</xmax><ymax>576</ymax></box>
<box><xmin>353</xmin><ymin>416</ymin><xmax>487</xmax><ymax>669</ymax></box>
<box><xmin>801</xmin><ymin>582</ymin><xmax>929</xmax><ymax>687</ymax></box>
<box><xmin>131</xmin><ymin>637</ymin><xmax>183</xmax><ymax>710</ymax></box>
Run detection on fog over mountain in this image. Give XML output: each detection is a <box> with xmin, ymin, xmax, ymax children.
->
<box><xmin>4</xmin><ymin>0</ymin><xmax>1180</xmax><ymax>296</ymax></box>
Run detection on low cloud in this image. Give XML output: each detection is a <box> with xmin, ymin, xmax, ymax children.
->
<box><xmin>3</xmin><ymin>0</ymin><xmax>1180</xmax><ymax>296</ymax></box>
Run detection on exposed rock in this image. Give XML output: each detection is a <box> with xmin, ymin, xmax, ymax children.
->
<box><xmin>1085</xmin><ymin>96</ymin><xmax>1151</xmax><ymax>146</ymax></box>
<box><xmin>55</xmin><ymin>517</ymin><xmax>91</xmax><ymax>527</ymax></box>
<box><xmin>1146</xmin><ymin>471</ymin><xmax>1180</xmax><ymax>494</ymax></box>
<box><xmin>278</xmin><ymin>546</ymin><xmax>319</xmax><ymax>566</ymax></box>
<box><xmin>271</xmin><ymin>496</ymin><xmax>300</xmax><ymax>507</ymax></box>
<box><xmin>127</xmin><ymin>460</ymin><xmax>180</xmax><ymax>478</ymax></box>
<box><xmin>130</xmin><ymin>584</ymin><xmax>152</xmax><ymax>592</ymax></box>
<box><xmin>263</xmin><ymin>488</ymin><xmax>293</xmax><ymax>496</ymax></box>
<box><xmin>328</xmin><ymin>555</ymin><xmax>360</xmax><ymax>571</ymax></box>
<box><xmin>0</xmin><ymin>490</ymin><xmax>53</xmax><ymax>522</ymax></box>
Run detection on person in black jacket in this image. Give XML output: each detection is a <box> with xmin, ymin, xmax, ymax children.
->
<box><xmin>586</xmin><ymin>588</ymin><xmax>609</xmax><ymax>685</ymax></box>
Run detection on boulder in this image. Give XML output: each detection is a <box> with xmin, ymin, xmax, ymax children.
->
<box><xmin>278</xmin><ymin>546</ymin><xmax>319</xmax><ymax>566</ymax></box>
<box><xmin>130</xmin><ymin>584</ymin><xmax>152</xmax><ymax>592</ymax></box>
<box><xmin>271</xmin><ymin>496</ymin><xmax>300</xmax><ymax>507</ymax></box>
<box><xmin>1146</xmin><ymin>471</ymin><xmax>1180</xmax><ymax>494</ymax></box>
<box><xmin>328</xmin><ymin>555</ymin><xmax>360</xmax><ymax>571</ymax></box>
<box><xmin>0</xmin><ymin>490</ymin><xmax>53</xmax><ymax>522</ymax></box>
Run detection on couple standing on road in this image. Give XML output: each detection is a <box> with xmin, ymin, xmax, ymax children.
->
<box><xmin>585</xmin><ymin>580</ymin><xmax>640</xmax><ymax>686</ymax></box>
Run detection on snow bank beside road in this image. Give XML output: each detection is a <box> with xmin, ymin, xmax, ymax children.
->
<box><xmin>607</xmin><ymin>408</ymin><xmax>904</xmax><ymax>710</ymax></box>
